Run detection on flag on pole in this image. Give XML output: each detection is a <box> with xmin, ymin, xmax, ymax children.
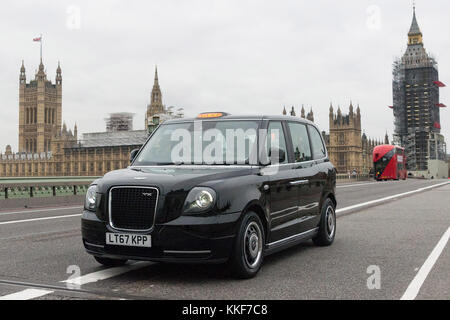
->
<box><xmin>33</xmin><ymin>35</ymin><xmax>43</xmax><ymax>62</ymax></box>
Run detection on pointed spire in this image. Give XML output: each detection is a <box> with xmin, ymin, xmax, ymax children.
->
<box><xmin>301</xmin><ymin>105</ymin><xmax>305</xmax><ymax>118</ymax></box>
<box><xmin>408</xmin><ymin>5</ymin><xmax>422</xmax><ymax>36</ymax></box>
<box><xmin>329</xmin><ymin>102</ymin><xmax>333</xmax><ymax>114</ymax></box>
<box><xmin>154</xmin><ymin>65</ymin><xmax>159</xmax><ymax>84</ymax></box>
<box><xmin>290</xmin><ymin>106</ymin><xmax>296</xmax><ymax>117</ymax></box>
<box><xmin>39</xmin><ymin>57</ymin><xmax>44</xmax><ymax>71</ymax></box>
<box><xmin>56</xmin><ymin>61</ymin><xmax>62</xmax><ymax>85</ymax></box>
<box><xmin>282</xmin><ymin>106</ymin><xmax>287</xmax><ymax>115</ymax></box>
<box><xmin>20</xmin><ymin>60</ymin><xmax>26</xmax><ymax>83</ymax></box>
<box><xmin>74</xmin><ymin>123</ymin><xmax>78</xmax><ymax>141</ymax></box>
<box><xmin>147</xmin><ymin>65</ymin><xmax>164</xmax><ymax>118</ymax></box>
<box><xmin>307</xmin><ymin>107</ymin><xmax>314</xmax><ymax>122</ymax></box>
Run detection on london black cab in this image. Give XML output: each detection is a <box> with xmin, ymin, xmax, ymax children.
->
<box><xmin>82</xmin><ymin>113</ymin><xmax>337</xmax><ymax>278</ymax></box>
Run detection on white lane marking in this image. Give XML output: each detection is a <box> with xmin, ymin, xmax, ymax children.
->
<box><xmin>0</xmin><ymin>289</ymin><xmax>53</xmax><ymax>300</ymax></box>
<box><xmin>61</xmin><ymin>261</ymin><xmax>152</xmax><ymax>286</ymax></box>
<box><xmin>0</xmin><ymin>214</ymin><xmax>81</xmax><ymax>226</ymax></box>
<box><xmin>0</xmin><ymin>262</ymin><xmax>153</xmax><ymax>300</ymax></box>
<box><xmin>401</xmin><ymin>226</ymin><xmax>450</xmax><ymax>300</ymax></box>
<box><xmin>0</xmin><ymin>206</ymin><xmax>83</xmax><ymax>216</ymax></box>
<box><xmin>337</xmin><ymin>182</ymin><xmax>379</xmax><ymax>188</ymax></box>
<box><xmin>336</xmin><ymin>181</ymin><xmax>450</xmax><ymax>214</ymax></box>
<box><xmin>337</xmin><ymin>179</ymin><xmax>439</xmax><ymax>189</ymax></box>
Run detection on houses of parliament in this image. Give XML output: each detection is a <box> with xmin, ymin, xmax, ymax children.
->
<box><xmin>0</xmin><ymin>59</ymin><xmax>168</xmax><ymax>177</ymax></box>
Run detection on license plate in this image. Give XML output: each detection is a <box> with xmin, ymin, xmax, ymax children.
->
<box><xmin>106</xmin><ymin>233</ymin><xmax>152</xmax><ymax>248</ymax></box>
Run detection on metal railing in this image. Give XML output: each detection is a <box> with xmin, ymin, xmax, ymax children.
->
<box><xmin>336</xmin><ymin>173</ymin><xmax>372</xmax><ymax>182</ymax></box>
<box><xmin>0</xmin><ymin>177</ymin><xmax>99</xmax><ymax>200</ymax></box>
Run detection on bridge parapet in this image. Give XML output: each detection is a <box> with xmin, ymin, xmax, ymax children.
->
<box><xmin>336</xmin><ymin>173</ymin><xmax>372</xmax><ymax>182</ymax></box>
<box><xmin>0</xmin><ymin>177</ymin><xmax>99</xmax><ymax>207</ymax></box>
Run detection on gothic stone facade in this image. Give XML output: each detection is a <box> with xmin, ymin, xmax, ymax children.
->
<box><xmin>326</xmin><ymin>103</ymin><xmax>384</xmax><ymax>174</ymax></box>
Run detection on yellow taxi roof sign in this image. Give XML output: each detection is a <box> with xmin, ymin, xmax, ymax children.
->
<box><xmin>196</xmin><ymin>112</ymin><xmax>229</xmax><ymax>119</ymax></box>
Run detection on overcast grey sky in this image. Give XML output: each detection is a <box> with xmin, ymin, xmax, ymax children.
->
<box><xmin>0</xmin><ymin>0</ymin><xmax>449</xmax><ymax>152</ymax></box>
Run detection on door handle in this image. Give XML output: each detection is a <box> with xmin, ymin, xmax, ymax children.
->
<box><xmin>290</xmin><ymin>179</ymin><xmax>309</xmax><ymax>186</ymax></box>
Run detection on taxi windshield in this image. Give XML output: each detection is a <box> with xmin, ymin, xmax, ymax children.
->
<box><xmin>133</xmin><ymin>120</ymin><xmax>261</xmax><ymax>166</ymax></box>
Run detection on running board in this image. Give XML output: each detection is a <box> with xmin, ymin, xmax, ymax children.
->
<box><xmin>265</xmin><ymin>228</ymin><xmax>319</xmax><ymax>256</ymax></box>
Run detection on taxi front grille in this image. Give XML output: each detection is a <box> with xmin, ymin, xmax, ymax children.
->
<box><xmin>109</xmin><ymin>187</ymin><xmax>158</xmax><ymax>231</ymax></box>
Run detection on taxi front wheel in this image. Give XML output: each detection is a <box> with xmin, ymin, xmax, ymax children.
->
<box><xmin>229</xmin><ymin>211</ymin><xmax>265</xmax><ymax>279</ymax></box>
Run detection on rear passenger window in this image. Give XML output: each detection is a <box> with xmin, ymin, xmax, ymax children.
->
<box><xmin>287</xmin><ymin>122</ymin><xmax>312</xmax><ymax>162</ymax></box>
<box><xmin>308</xmin><ymin>125</ymin><xmax>326</xmax><ymax>159</ymax></box>
<box><xmin>267</xmin><ymin>121</ymin><xmax>288</xmax><ymax>164</ymax></box>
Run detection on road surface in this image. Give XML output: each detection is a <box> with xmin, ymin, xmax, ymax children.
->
<box><xmin>0</xmin><ymin>179</ymin><xmax>449</xmax><ymax>300</ymax></box>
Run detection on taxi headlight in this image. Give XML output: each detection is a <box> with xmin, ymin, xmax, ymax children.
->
<box><xmin>84</xmin><ymin>185</ymin><xmax>97</xmax><ymax>211</ymax></box>
<box><xmin>183</xmin><ymin>187</ymin><xmax>216</xmax><ymax>213</ymax></box>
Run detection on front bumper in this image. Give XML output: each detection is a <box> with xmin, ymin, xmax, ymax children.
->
<box><xmin>81</xmin><ymin>210</ymin><xmax>241</xmax><ymax>264</ymax></box>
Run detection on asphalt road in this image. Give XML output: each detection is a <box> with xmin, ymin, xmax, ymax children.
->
<box><xmin>0</xmin><ymin>179</ymin><xmax>449</xmax><ymax>300</ymax></box>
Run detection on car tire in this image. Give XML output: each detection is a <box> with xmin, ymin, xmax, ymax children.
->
<box><xmin>229</xmin><ymin>211</ymin><xmax>265</xmax><ymax>279</ymax></box>
<box><xmin>312</xmin><ymin>198</ymin><xmax>336</xmax><ymax>246</ymax></box>
<box><xmin>94</xmin><ymin>256</ymin><xmax>128</xmax><ymax>267</ymax></box>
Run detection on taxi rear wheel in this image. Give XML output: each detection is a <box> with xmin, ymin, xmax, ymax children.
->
<box><xmin>229</xmin><ymin>211</ymin><xmax>265</xmax><ymax>279</ymax></box>
<box><xmin>94</xmin><ymin>256</ymin><xmax>128</xmax><ymax>267</ymax></box>
<box><xmin>312</xmin><ymin>198</ymin><xmax>336</xmax><ymax>246</ymax></box>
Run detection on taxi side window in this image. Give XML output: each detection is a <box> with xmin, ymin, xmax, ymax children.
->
<box><xmin>267</xmin><ymin>121</ymin><xmax>288</xmax><ymax>164</ymax></box>
<box><xmin>287</xmin><ymin>122</ymin><xmax>312</xmax><ymax>162</ymax></box>
<box><xmin>308</xmin><ymin>125</ymin><xmax>326</xmax><ymax>159</ymax></box>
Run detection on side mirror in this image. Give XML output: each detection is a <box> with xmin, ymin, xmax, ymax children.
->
<box><xmin>268</xmin><ymin>147</ymin><xmax>286</xmax><ymax>164</ymax></box>
<box><xmin>130</xmin><ymin>149</ymin><xmax>140</xmax><ymax>164</ymax></box>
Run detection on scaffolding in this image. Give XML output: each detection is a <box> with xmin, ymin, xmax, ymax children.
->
<box><xmin>105</xmin><ymin>113</ymin><xmax>134</xmax><ymax>132</ymax></box>
<box><xmin>392</xmin><ymin>47</ymin><xmax>443</xmax><ymax>172</ymax></box>
<box><xmin>392</xmin><ymin>58</ymin><xmax>406</xmax><ymax>147</ymax></box>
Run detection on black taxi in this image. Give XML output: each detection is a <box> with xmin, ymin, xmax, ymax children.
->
<box><xmin>82</xmin><ymin>112</ymin><xmax>337</xmax><ymax>278</ymax></box>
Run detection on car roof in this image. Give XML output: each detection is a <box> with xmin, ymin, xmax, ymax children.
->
<box><xmin>164</xmin><ymin>114</ymin><xmax>316</xmax><ymax>125</ymax></box>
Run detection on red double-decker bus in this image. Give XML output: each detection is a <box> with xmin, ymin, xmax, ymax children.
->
<box><xmin>373</xmin><ymin>145</ymin><xmax>407</xmax><ymax>181</ymax></box>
